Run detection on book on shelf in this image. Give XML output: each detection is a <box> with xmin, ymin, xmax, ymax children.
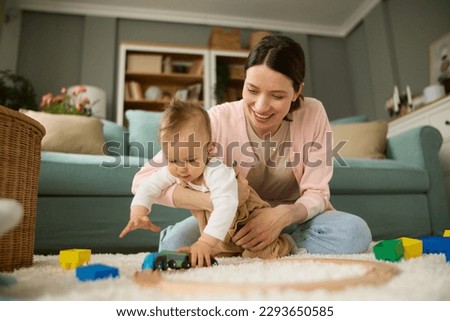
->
<box><xmin>124</xmin><ymin>82</ymin><xmax>131</xmax><ymax>100</ymax></box>
<box><xmin>163</xmin><ymin>56</ymin><xmax>172</xmax><ymax>73</ymax></box>
<box><xmin>189</xmin><ymin>59</ymin><xmax>204</xmax><ymax>76</ymax></box>
<box><xmin>128</xmin><ymin>81</ymin><xmax>144</xmax><ymax>100</ymax></box>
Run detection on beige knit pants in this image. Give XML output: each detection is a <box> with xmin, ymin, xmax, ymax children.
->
<box><xmin>191</xmin><ymin>187</ymin><xmax>293</xmax><ymax>260</ymax></box>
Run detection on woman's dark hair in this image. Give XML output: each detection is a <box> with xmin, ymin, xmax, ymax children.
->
<box><xmin>245</xmin><ymin>35</ymin><xmax>305</xmax><ymax>113</ymax></box>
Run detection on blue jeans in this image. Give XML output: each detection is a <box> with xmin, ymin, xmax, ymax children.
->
<box><xmin>159</xmin><ymin>210</ymin><xmax>372</xmax><ymax>254</ymax></box>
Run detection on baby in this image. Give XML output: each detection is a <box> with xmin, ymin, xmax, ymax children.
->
<box><xmin>120</xmin><ymin>100</ymin><xmax>294</xmax><ymax>267</ymax></box>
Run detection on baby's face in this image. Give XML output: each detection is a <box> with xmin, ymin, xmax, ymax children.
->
<box><xmin>164</xmin><ymin>126</ymin><xmax>210</xmax><ymax>185</ymax></box>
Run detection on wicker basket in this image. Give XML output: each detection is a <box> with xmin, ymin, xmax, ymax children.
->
<box><xmin>248</xmin><ymin>31</ymin><xmax>272</xmax><ymax>49</ymax></box>
<box><xmin>0</xmin><ymin>105</ymin><xmax>45</xmax><ymax>272</ymax></box>
<box><xmin>209</xmin><ymin>27</ymin><xmax>241</xmax><ymax>50</ymax></box>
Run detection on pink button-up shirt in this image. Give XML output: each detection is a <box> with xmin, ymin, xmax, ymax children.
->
<box><xmin>132</xmin><ymin>97</ymin><xmax>334</xmax><ymax>221</ymax></box>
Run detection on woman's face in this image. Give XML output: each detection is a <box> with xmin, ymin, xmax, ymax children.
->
<box><xmin>242</xmin><ymin>64</ymin><xmax>302</xmax><ymax>138</ymax></box>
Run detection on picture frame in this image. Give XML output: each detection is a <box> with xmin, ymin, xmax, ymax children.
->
<box><xmin>174</xmin><ymin>88</ymin><xmax>188</xmax><ymax>101</ymax></box>
<box><xmin>429</xmin><ymin>31</ymin><xmax>450</xmax><ymax>85</ymax></box>
<box><xmin>187</xmin><ymin>83</ymin><xmax>202</xmax><ymax>102</ymax></box>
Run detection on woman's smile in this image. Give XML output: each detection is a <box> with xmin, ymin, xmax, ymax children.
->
<box><xmin>252</xmin><ymin>109</ymin><xmax>273</xmax><ymax>120</ymax></box>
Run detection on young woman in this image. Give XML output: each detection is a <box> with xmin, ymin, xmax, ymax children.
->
<box><xmin>132</xmin><ymin>35</ymin><xmax>372</xmax><ymax>255</ymax></box>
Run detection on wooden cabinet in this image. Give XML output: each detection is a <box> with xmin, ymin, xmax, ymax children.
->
<box><xmin>209</xmin><ymin>49</ymin><xmax>249</xmax><ymax>106</ymax></box>
<box><xmin>116</xmin><ymin>42</ymin><xmax>209</xmax><ymax>125</ymax></box>
<box><xmin>116</xmin><ymin>42</ymin><xmax>250</xmax><ymax>125</ymax></box>
<box><xmin>388</xmin><ymin>95</ymin><xmax>450</xmax><ymax>211</ymax></box>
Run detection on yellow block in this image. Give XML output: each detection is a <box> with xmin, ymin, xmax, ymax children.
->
<box><xmin>59</xmin><ymin>249</ymin><xmax>91</xmax><ymax>269</ymax></box>
<box><xmin>399</xmin><ymin>237</ymin><xmax>422</xmax><ymax>259</ymax></box>
<box><xmin>444</xmin><ymin>230</ymin><xmax>450</xmax><ymax>237</ymax></box>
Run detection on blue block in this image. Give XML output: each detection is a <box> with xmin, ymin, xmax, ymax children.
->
<box><xmin>420</xmin><ymin>236</ymin><xmax>450</xmax><ymax>262</ymax></box>
<box><xmin>76</xmin><ymin>264</ymin><xmax>119</xmax><ymax>281</ymax></box>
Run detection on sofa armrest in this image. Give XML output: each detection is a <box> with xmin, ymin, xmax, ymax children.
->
<box><xmin>386</xmin><ymin>126</ymin><xmax>441</xmax><ymax>167</ymax></box>
<box><xmin>386</xmin><ymin>125</ymin><xmax>450</xmax><ymax>235</ymax></box>
<box><xmin>102</xmin><ymin>119</ymin><xmax>129</xmax><ymax>156</ymax></box>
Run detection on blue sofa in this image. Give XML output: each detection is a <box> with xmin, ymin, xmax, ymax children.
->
<box><xmin>34</xmin><ymin>111</ymin><xmax>450</xmax><ymax>254</ymax></box>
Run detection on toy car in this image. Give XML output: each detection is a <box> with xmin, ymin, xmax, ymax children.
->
<box><xmin>142</xmin><ymin>250</ymin><xmax>218</xmax><ymax>270</ymax></box>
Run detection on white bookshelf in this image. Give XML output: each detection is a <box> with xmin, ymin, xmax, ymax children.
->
<box><xmin>116</xmin><ymin>42</ymin><xmax>210</xmax><ymax>125</ymax></box>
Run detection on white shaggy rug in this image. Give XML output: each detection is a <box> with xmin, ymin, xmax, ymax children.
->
<box><xmin>1</xmin><ymin>251</ymin><xmax>450</xmax><ymax>301</ymax></box>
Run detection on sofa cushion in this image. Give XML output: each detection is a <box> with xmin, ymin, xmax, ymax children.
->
<box><xmin>331</xmin><ymin>120</ymin><xmax>388</xmax><ymax>159</ymax></box>
<box><xmin>21</xmin><ymin>110</ymin><xmax>106</xmax><ymax>155</ymax></box>
<box><xmin>38</xmin><ymin>151</ymin><xmax>147</xmax><ymax>196</ymax></box>
<box><xmin>330</xmin><ymin>114</ymin><xmax>369</xmax><ymax>124</ymax></box>
<box><xmin>102</xmin><ymin>119</ymin><xmax>129</xmax><ymax>156</ymax></box>
<box><xmin>125</xmin><ymin>110</ymin><xmax>162</xmax><ymax>160</ymax></box>
<box><xmin>331</xmin><ymin>158</ymin><xmax>428</xmax><ymax>194</ymax></box>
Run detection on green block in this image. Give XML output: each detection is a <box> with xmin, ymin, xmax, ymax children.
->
<box><xmin>373</xmin><ymin>239</ymin><xmax>404</xmax><ymax>262</ymax></box>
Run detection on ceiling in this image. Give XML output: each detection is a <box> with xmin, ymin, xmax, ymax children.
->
<box><xmin>18</xmin><ymin>0</ymin><xmax>381</xmax><ymax>37</ymax></box>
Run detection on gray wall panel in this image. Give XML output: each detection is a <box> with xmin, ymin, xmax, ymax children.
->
<box><xmin>387</xmin><ymin>0</ymin><xmax>450</xmax><ymax>90</ymax></box>
<box><xmin>309</xmin><ymin>36</ymin><xmax>355</xmax><ymax>120</ymax></box>
<box><xmin>346</xmin><ymin>22</ymin><xmax>375</xmax><ymax>120</ymax></box>
<box><xmin>17</xmin><ymin>11</ymin><xmax>83</xmax><ymax>102</ymax></box>
<box><xmin>363</xmin><ymin>2</ymin><xmax>397</xmax><ymax>120</ymax></box>
<box><xmin>81</xmin><ymin>17</ymin><xmax>117</xmax><ymax>120</ymax></box>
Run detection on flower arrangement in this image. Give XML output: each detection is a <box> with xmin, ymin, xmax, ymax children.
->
<box><xmin>40</xmin><ymin>85</ymin><xmax>94</xmax><ymax>116</ymax></box>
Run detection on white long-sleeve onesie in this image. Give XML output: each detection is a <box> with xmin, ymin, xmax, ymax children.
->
<box><xmin>131</xmin><ymin>157</ymin><xmax>238</xmax><ymax>241</ymax></box>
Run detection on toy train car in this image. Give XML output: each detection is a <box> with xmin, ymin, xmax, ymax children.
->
<box><xmin>142</xmin><ymin>250</ymin><xmax>218</xmax><ymax>270</ymax></box>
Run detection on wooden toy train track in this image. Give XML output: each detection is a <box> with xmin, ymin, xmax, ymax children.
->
<box><xmin>134</xmin><ymin>257</ymin><xmax>399</xmax><ymax>293</ymax></box>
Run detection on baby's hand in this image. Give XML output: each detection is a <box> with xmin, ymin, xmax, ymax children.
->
<box><xmin>119</xmin><ymin>205</ymin><xmax>160</xmax><ymax>238</ymax></box>
<box><xmin>188</xmin><ymin>240</ymin><xmax>214</xmax><ymax>268</ymax></box>
<box><xmin>177</xmin><ymin>234</ymin><xmax>219</xmax><ymax>267</ymax></box>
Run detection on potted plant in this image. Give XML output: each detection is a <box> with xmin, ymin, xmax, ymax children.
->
<box><xmin>39</xmin><ymin>85</ymin><xmax>94</xmax><ymax>116</ymax></box>
<box><xmin>0</xmin><ymin>69</ymin><xmax>38</xmax><ymax>111</ymax></box>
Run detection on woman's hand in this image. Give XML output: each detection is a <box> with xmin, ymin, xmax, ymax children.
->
<box><xmin>172</xmin><ymin>184</ymin><xmax>213</xmax><ymax>211</ymax></box>
<box><xmin>172</xmin><ymin>171</ymin><xmax>249</xmax><ymax>210</ymax></box>
<box><xmin>231</xmin><ymin>204</ymin><xmax>308</xmax><ymax>251</ymax></box>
